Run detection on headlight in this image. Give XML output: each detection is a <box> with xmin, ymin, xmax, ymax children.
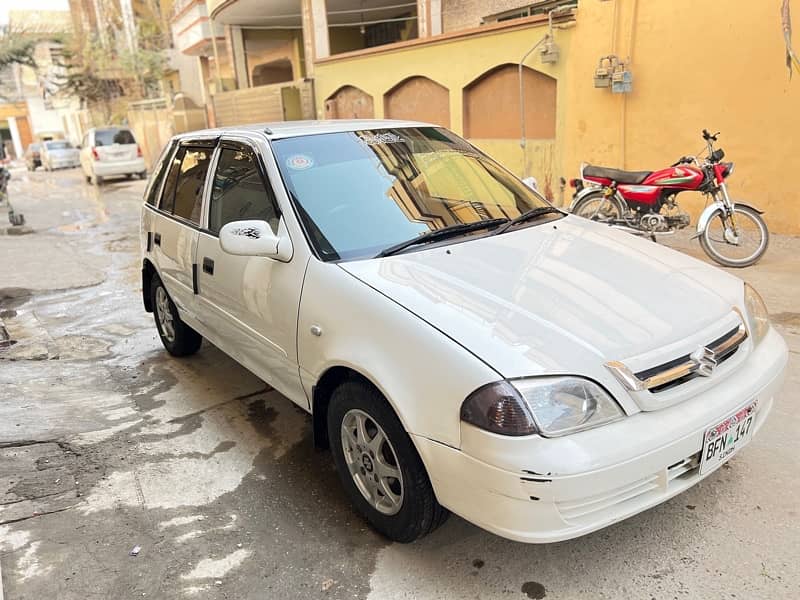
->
<box><xmin>460</xmin><ymin>377</ymin><xmax>624</xmax><ymax>437</ymax></box>
<box><xmin>744</xmin><ymin>283</ymin><xmax>769</xmax><ymax>345</ymax></box>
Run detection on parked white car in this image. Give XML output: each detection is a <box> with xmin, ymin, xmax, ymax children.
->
<box><xmin>140</xmin><ymin>121</ymin><xmax>788</xmax><ymax>544</ymax></box>
<box><xmin>80</xmin><ymin>127</ymin><xmax>147</xmax><ymax>185</ymax></box>
<box><xmin>41</xmin><ymin>140</ymin><xmax>80</xmax><ymax>170</ymax></box>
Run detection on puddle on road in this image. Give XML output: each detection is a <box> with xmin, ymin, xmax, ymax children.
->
<box><xmin>53</xmin><ymin>335</ymin><xmax>112</xmax><ymax>360</ymax></box>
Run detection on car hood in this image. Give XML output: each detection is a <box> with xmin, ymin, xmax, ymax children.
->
<box><xmin>340</xmin><ymin>216</ymin><xmax>738</xmax><ymax>381</ymax></box>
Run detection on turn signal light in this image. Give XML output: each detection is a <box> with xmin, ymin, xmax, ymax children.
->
<box><xmin>137</xmin><ymin>145</ymin><xmax>143</xmax><ymax>157</ymax></box>
<box><xmin>91</xmin><ymin>147</ymin><xmax>99</xmax><ymax>160</ymax></box>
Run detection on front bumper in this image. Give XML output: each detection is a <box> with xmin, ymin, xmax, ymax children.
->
<box><xmin>415</xmin><ymin>327</ymin><xmax>788</xmax><ymax>543</ymax></box>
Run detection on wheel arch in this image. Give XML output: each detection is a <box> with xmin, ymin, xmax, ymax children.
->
<box><xmin>311</xmin><ymin>365</ymin><xmax>394</xmax><ymax>450</ymax></box>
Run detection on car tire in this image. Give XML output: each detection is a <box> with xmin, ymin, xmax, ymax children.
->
<box><xmin>328</xmin><ymin>379</ymin><xmax>448</xmax><ymax>543</ymax></box>
<box><xmin>138</xmin><ymin>170</ymin><xmax>147</xmax><ymax>180</ymax></box>
<box><xmin>92</xmin><ymin>174</ymin><xmax>103</xmax><ymax>186</ymax></box>
<box><xmin>150</xmin><ymin>273</ymin><xmax>203</xmax><ymax>357</ymax></box>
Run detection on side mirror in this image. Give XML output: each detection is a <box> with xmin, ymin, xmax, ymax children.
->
<box><xmin>219</xmin><ymin>220</ymin><xmax>292</xmax><ymax>261</ymax></box>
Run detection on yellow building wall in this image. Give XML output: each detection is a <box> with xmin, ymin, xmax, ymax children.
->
<box><xmin>314</xmin><ymin>18</ymin><xmax>571</xmax><ymax>204</ymax></box>
<box><xmin>314</xmin><ymin>1</ymin><xmax>800</xmax><ymax>232</ymax></box>
<box><xmin>562</xmin><ymin>0</ymin><xmax>800</xmax><ymax>233</ymax></box>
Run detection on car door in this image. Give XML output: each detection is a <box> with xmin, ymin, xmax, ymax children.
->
<box><xmin>194</xmin><ymin>138</ymin><xmax>306</xmax><ymax>406</ymax></box>
<box><xmin>150</xmin><ymin>141</ymin><xmax>214</xmax><ymax>324</ymax></box>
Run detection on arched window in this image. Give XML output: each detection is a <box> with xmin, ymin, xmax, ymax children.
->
<box><xmin>463</xmin><ymin>64</ymin><xmax>556</xmax><ymax>139</ymax></box>
<box><xmin>251</xmin><ymin>59</ymin><xmax>294</xmax><ymax>86</ymax></box>
<box><xmin>384</xmin><ymin>76</ymin><xmax>450</xmax><ymax>127</ymax></box>
<box><xmin>324</xmin><ymin>85</ymin><xmax>375</xmax><ymax>119</ymax></box>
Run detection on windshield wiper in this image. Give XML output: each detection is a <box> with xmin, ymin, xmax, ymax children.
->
<box><xmin>493</xmin><ymin>206</ymin><xmax>564</xmax><ymax>235</ymax></box>
<box><xmin>376</xmin><ymin>218</ymin><xmax>508</xmax><ymax>258</ymax></box>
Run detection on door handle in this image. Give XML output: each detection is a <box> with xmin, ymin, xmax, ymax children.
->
<box><xmin>153</xmin><ymin>232</ymin><xmax>161</xmax><ymax>246</ymax></box>
<box><xmin>202</xmin><ymin>257</ymin><xmax>214</xmax><ymax>275</ymax></box>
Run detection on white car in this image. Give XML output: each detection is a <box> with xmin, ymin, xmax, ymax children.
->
<box><xmin>140</xmin><ymin>121</ymin><xmax>788</xmax><ymax>544</ymax></box>
<box><xmin>80</xmin><ymin>126</ymin><xmax>147</xmax><ymax>185</ymax></box>
<box><xmin>41</xmin><ymin>140</ymin><xmax>80</xmax><ymax>170</ymax></box>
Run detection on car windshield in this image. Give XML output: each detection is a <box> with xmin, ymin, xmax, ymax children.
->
<box><xmin>45</xmin><ymin>141</ymin><xmax>71</xmax><ymax>150</ymax></box>
<box><xmin>272</xmin><ymin>127</ymin><xmax>552</xmax><ymax>261</ymax></box>
<box><xmin>95</xmin><ymin>129</ymin><xmax>135</xmax><ymax>146</ymax></box>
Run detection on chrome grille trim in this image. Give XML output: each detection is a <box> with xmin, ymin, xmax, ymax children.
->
<box><xmin>606</xmin><ymin>323</ymin><xmax>747</xmax><ymax>393</ymax></box>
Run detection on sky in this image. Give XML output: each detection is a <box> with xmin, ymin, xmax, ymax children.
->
<box><xmin>0</xmin><ymin>0</ymin><xmax>69</xmax><ymax>25</ymax></box>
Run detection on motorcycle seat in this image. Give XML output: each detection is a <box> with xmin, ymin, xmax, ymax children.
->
<box><xmin>583</xmin><ymin>165</ymin><xmax>652</xmax><ymax>184</ymax></box>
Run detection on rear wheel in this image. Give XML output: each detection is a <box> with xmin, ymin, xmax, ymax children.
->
<box><xmin>699</xmin><ymin>205</ymin><xmax>769</xmax><ymax>267</ymax></box>
<box><xmin>138</xmin><ymin>170</ymin><xmax>147</xmax><ymax>180</ymax></box>
<box><xmin>150</xmin><ymin>274</ymin><xmax>202</xmax><ymax>356</ymax></box>
<box><xmin>327</xmin><ymin>379</ymin><xmax>448</xmax><ymax>543</ymax></box>
<box><xmin>572</xmin><ymin>191</ymin><xmax>624</xmax><ymax>222</ymax></box>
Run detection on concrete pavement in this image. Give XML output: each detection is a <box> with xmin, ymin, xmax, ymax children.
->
<box><xmin>0</xmin><ymin>166</ymin><xmax>798</xmax><ymax>599</ymax></box>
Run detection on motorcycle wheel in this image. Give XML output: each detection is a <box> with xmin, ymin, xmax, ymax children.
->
<box><xmin>699</xmin><ymin>205</ymin><xmax>769</xmax><ymax>268</ymax></box>
<box><xmin>571</xmin><ymin>191</ymin><xmax>625</xmax><ymax>222</ymax></box>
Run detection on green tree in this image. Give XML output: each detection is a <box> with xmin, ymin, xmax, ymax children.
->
<box><xmin>0</xmin><ymin>28</ymin><xmax>40</xmax><ymax>70</ymax></box>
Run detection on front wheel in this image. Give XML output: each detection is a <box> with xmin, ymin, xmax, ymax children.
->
<box><xmin>572</xmin><ymin>191</ymin><xmax>625</xmax><ymax>222</ymax></box>
<box><xmin>328</xmin><ymin>379</ymin><xmax>448</xmax><ymax>543</ymax></box>
<box><xmin>699</xmin><ymin>205</ymin><xmax>769</xmax><ymax>267</ymax></box>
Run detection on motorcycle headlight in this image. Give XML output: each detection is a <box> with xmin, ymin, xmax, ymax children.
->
<box><xmin>743</xmin><ymin>283</ymin><xmax>769</xmax><ymax>345</ymax></box>
<box><xmin>461</xmin><ymin>377</ymin><xmax>624</xmax><ymax>437</ymax></box>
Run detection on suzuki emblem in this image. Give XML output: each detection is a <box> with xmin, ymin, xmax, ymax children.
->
<box><xmin>691</xmin><ymin>346</ymin><xmax>717</xmax><ymax>377</ymax></box>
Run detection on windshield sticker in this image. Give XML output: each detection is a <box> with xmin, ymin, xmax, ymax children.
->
<box><xmin>286</xmin><ymin>154</ymin><xmax>314</xmax><ymax>170</ymax></box>
<box><xmin>360</xmin><ymin>132</ymin><xmax>405</xmax><ymax>146</ymax></box>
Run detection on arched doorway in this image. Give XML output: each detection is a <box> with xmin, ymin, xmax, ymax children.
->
<box><xmin>384</xmin><ymin>76</ymin><xmax>450</xmax><ymax>127</ymax></box>
<box><xmin>463</xmin><ymin>64</ymin><xmax>556</xmax><ymax>139</ymax></box>
<box><xmin>251</xmin><ymin>59</ymin><xmax>294</xmax><ymax>86</ymax></box>
<box><xmin>324</xmin><ymin>85</ymin><xmax>375</xmax><ymax>119</ymax></box>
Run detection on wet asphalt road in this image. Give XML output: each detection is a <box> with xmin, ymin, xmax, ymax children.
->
<box><xmin>0</xmin><ymin>165</ymin><xmax>798</xmax><ymax>599</ymax></box>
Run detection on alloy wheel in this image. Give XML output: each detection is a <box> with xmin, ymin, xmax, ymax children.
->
<box><xmin>155</xmin><ymin>286</ymin><xmax>176</xmax><ymax>343</ymax></box>
<box><xmin>340</xmin><ymin>409</ymin><xmax>404</xmax><ymax>515</ymax></box>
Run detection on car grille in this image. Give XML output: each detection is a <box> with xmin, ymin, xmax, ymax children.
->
<box><xmin>606</xmin><ymin>323</ymin><xmax>747</xmax><ymax>394</ymax></box>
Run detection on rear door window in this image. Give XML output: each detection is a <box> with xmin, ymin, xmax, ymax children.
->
<box><xmin>171</xmin><ymin>147</ymin><xmax>212</xmax><ymax>225</ymax></box>
<box><xmin>208</xmin><ymin>146</ymin><xmax>280</xmax><ymax>235</ymax></box>
<box><xmin>95</xmin><ymin>128</ymin><xmax>136</xmax><ymax>146</ymax></box>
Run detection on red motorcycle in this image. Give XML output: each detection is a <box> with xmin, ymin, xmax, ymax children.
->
<box><xmin>569</xmin><ymin>130</ymin><xmax>769</xmax><ymax>267</ymax></box>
